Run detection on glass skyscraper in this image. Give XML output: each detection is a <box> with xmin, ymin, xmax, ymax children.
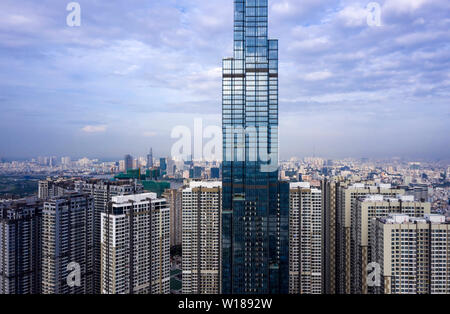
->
<box><xmin>222</xmin><ymin>0</ymin><xmax>288</xmax><ymax>294</ymax></box>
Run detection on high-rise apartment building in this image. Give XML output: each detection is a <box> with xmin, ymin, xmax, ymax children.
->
<box><xmin>222</xmin><ymin>0</ymin><xmax>289</xmax><ymax>294</ymax></box>
<box><xmin>0</xmin><ymin>198</ymin><xmax>42</xmax><ymax>294</ymax></box>
<box><xmin>182</xmin><ymin>182</ymin><xmax>222</xmax><ymax>294</ymax></box>
<box><xmin>75</xmin><ymin>179</ymin><xmax>143</xmax><ymax>293</ymax></box>
<box><xmin>41</xmin><ymin>193</ymin><xmax>94</xmax><ymax>294</ymax></box>
<box><xmin>372</xmin><ymin>214</ymin><xmax>450</xmax><ymax>294</ymax></box>
<box><xmin>289</xmin><ymin>183</ymin><xmax>323</xmax><ymax>294</ymax></box>
<box><xmin>336</xmin><ymin>183</ymin><xmax>405</xmax><ymax>294</ymax></box>
<box><xmin>321</xmin><ymin>177</ymin><xmax>347</xmax><ymax>294</ymax></box>
<box><xmin>163</xmin><ymin>188</ymin><xmax>183</xmax><ymax>247</ymax></box>
<box><xmin>100</xmin><ymin>193</ymin><xmax>170</xmax><ymax>294</ymax></box>
<box><xmin>353</xmin><ymin>195</ymin><xmax>431</xmax><ymax>294</ymax></box>
<box><xmin>38</xmin><ymin>178</ymin><xmax>74</xmax><ymax>199</ymax></box>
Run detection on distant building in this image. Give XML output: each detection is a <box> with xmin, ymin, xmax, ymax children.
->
<box><xmin>210</xmin><ymin>167</ymin><xmax>220</xmax><ymax>179</ymax></box>
<box><xmin>124</xmin><ymin>154</ymin><xmax>133</xmax><ymax>171</ymax></box>
<box><xmin>160</xmin><ymin>158</ymin><xmax>167</xmax><ymax>172</ymax></box>
<box><xmin>41</xmin><ymin>193</ymin><xmax>94</xmax><ymax>294</ymax></box>
<box><xmin>0</xmin><ymin>198</ymin><xmax>42</xmax><ymax>294</ymax></box>
<box><xmin>147</xmin><ymin>148</ymin><xmax>153</xmax><ymax>169</ymax></box>
<box><xmin>182</xmin><ymin>181</ymin><xmax>222</xmax><ymax>294</ymax></box>
<box><xmin>372</xmin><ymin>214</ymin><xmax>450</xmax><ymax>294</ymax></box>
<box><xmin>289</xmin><ymin>182</ymin><xmax>323</xmax><ymax>294</ymax></box>
<box><xmin>38</xmin><ymin>178</ymin><xmax>74</xmax><ymax>199</ymax></box>
<box><xmin>100</xmin><ymin>193</ymin><xmax>170</xmax><ymax>294</ymax></box>
<box><xmin>61</xmin><ymin>157</ymin><xmax>71</xmax><ymax>165</ymax></box>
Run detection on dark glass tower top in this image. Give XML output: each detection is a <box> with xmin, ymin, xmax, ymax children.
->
<box><xmin>222</xmin><ymin>0</ymin><xmax>287</xmax><ymax>294</ymax></box>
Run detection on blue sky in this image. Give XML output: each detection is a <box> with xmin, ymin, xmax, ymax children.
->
<box><xmin>0</xmin><ymin>0</ymin><xmax>449</xmax><ymax>160</ymax></box>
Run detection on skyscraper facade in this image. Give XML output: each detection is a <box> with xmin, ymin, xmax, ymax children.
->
<box><xmin>163</xmin><ymin>188</ymin><xmax>183</xmax><ymax>247</ymax></box>
<box><xmin>100</xmin><ymin>193</ymin><xmax>170</xmax><ymax>294</ymax></box>
<box><xmin>41</xmin><ymin>193</ymin><xmax>94</xmax><ymax>294</ymax></box>
<box><xmin>336</xmin><ymin>183</ymin><xmax>405</xmax><ymax>294</ymax></box>
<box><xmin>75</xmin><ymin>179</ymin><xmax>144</xmax><ymax>294</ymax></box>
<box><xmin>289</xmin><ymin>183</ymin><xmax>323</xmax><ymax>294</ymax></box>
<box><xmin>0</xmin><ymin>198</ymin><xmax>42</xmax><ymax>294</ymax></box>
<box><xmin>182</xmin><ymin>182</ymin><xmax>222</xmax><ymax>294</ymax></box>
<box><xmin>353</xmin><ymin>195</ymin><xmax>431</xmax><ymax>294</ymax></box>
<box><xmin>372</xmin><ymin>214</ymin><xmax>450</xmax><ymax>294</ymax></box>
<box><xmin>222</xmin><ymin>0</ymin><xmax>288</xmax><ymax>294</ymax></box>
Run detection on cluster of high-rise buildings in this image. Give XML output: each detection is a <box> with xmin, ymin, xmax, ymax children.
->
<box><xmin>1</xmin><ymin>0</ymin><xmax>449</xmax><ymax>295</ymax></box>
<box><xmin>1</xmin><ymin>178</ymin><xmax>170</xmax><ymax>294</ymax></box>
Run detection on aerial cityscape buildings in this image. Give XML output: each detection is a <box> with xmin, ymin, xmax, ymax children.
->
<box><xmin>0</xmin><ymin>0</ymin><xmax>449</xmax><ymax>299</ymax></box>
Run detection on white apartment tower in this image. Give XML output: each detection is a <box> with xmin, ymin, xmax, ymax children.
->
<box><xmin>182</xmin><ymin>181</ymin><xmax>222</xmax><ymax>294</ymax></box>
<box><xmin>100</xmin><ymin>193</ymin><xmax>170</xmax><ymax>294</ymax></box>
<box><xmin>289</xmin><ymin>182</ymin><xmax>323</xmax><ymax>294</ymax></box>
<box><xmin>353</xmin><ymin>195</ymin><xmax>431</xmax><ymax>293</ymax></box>
<box><xmin>372</xmin><ymin>214</ymin><xmax>450</xmax><ymax>294</ymax></box>
<box><xmin>336</xmin><ymin>183</ymin><xmax>405</xmax><ymax>294</ymax></box>
<box><xmin>75</xmin><ymin>179</ymin><xmax>144</xmax><ymax>293</ymax></box>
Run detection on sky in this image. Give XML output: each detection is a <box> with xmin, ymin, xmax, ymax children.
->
<box><xmin>0</xmin><ymin>0</ymin><xmax>449</xmax><ymax>160</ymax></box>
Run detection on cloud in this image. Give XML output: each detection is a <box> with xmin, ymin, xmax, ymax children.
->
<box><xmin>81</xmin><ymin>125</ymin><xmax>107</xmax><ymax>133</ymax></box>
<box><xmin>304</xmin><ymin>71</ymin><xmax>333</xmax><ymax>81</ymax></box>
<box><xmin>143</xmin><ymin>131</ymin><xmax>158</xmax><ymax>137</ymax></box>
<box><xmin>0</xmin><ymin>0</ymin><xmax>448</xmax><ymax>159</ymax></box>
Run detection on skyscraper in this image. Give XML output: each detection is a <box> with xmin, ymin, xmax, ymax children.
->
<box><xmin>336</xmin><ymin>183</ymin><xmax>405</xmax><ymax>294</ymax></box>
<box><xmin>289</xmin><ymin>183</ymin><xmax>323</xmax><ymax>294</ymax></box>
<box><xmin>0</xmin><ymin>198</ymin><xmax>42</xmax><ymax>294</ymax></box>
<box><xmin>353</xmin><ymin>195</ymin><xmax>430</xmax><ymax>294</ymax></box>
<box><xmin>147</xmin><ymin>148</ymin><xmax>153</xmax><ymax>169</ymax></box>
<box><xmin>222</xmin><ymin>0</ymin><xmax>288</xmax><ymax>294</ymax></box>
<box><xmin>163</xmin><ymin>188</ymin><xmax>183</xmax><ymax>247</ymax></box>
<box><xmin>182</xmin><ymin>182</ymin><xmax>222</xmax><ymax>294</ymax></box>
<box><xmin>41</xmin><ymin>193</ymin><xmax>94</xmax><ymax>294</ymax></box>
<box><xmin>100</xmin><ymin>193</ymin><xmax>170</xmax><ymax>294</ymax></box>
<box><xmin>372</xmin><ymin>214</ymin><xmax>450</xmax><ymax>294</ymax></box>
<box><xmin>124</xmin><ymin>154</ymin><xmax>133</xmax><ymax>171</ymax></box>
<box><xmin>75</xmin><ymin>179</ymin><xmax>144</xmax><ymax>294</ymax></box>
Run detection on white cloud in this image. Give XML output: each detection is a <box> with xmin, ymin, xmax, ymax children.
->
<box><xmin>143</xmin><ymin>131</ymin><xmax>158</xmax><ymax>137</ymax></box>
<box><xmin>82</xmin><ymin>125</ymin><xmax>107</xmax><ymax>133</ymax></box>
<box><xmin>304</xmin><ymin>71</ymin><xmax>333</xmax><ymax>81</ymax></box>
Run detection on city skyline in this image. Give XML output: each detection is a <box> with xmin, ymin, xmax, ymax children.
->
<box><xmin>0</xmin><ymin>0</ymin><xmax>449</xmax><ymax>160</ymax></box>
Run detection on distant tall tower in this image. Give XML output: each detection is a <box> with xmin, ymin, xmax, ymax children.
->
<box><xmin>147</xmin><ymin>148</ymin><xmax>154</xmax><ymax>169</ymax></box>
<box><xmin>222</xmin><ymin>0</ymin><xmax>288</xmax><ymax>294</ymax></box>
<box><xmin>124</xmin><ymin>154</ymin><xmax>133</xmax><ymax>171</ymax></box>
